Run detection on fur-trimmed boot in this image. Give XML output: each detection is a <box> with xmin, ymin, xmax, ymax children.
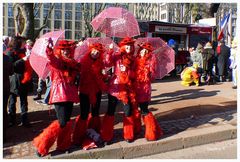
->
<box><xmin>123</xmin><ymin>115</ymin><xmax>135</xmax><ymax>143</ymax></box>
<box><xmin>33</xmin><ymin>120</ymin><xmax>60</xmax><ymax>157</ymax></box>
<box><xmin>100</xmin><ymin>114</ymin><xmax>114</xmax><ymax>143</ymax></box>
<box><xmin>72</xmin><ymin>115</ymin><xmax>87</xmax><ymax>146</ymax></box>
<box><xmin>87</xmin><ymin>115</ymin><xmax>101</xmax><ymax>133</ymax></box>
<box><xmin>143</xmin><ymin>112</ymin><xmax>163</xmax><ymax>141</ymax></box>
<box><xmin>132</xmin><ymin>103</ymin><xmax>142</xmax><ymax>136</ymax></box>
<box><xmin>56</xmin><ymin>120</ymin><xmax>73</xmax><ymax>151</ymax></box>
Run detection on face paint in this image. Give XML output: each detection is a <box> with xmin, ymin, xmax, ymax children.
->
<box><xmin>140</xmin><ymin>49</ymin><xmax>148</xmax><ymax>57</ymax></box>
<box><xmin>125</xmin><ymin>45</ymin><xmax>131</xmax><ymax>53</ymax></box>
<box><xmin>90</xmin><ymin>49</ymin><xmax>100</xmax><ymax>59</ymax></box>
<box><xmin>61</xmin><ymin>49</ymin><xmax>71</xmax><ymax>57</ymax></box>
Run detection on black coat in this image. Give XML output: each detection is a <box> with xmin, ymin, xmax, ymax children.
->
<box><xmin>217</xmin><ymin>45</ymin><xmax>230</xmax><ymax>76</ymax></box>
<box><xmin>5</xmin><ymin>48</ymin><xmax>29</xmax><ymax>95</ymax></box>
<box><xmin>3</xmin><ymin>54</ymin><xmax>13</xmax><ymax>95</ymax></box>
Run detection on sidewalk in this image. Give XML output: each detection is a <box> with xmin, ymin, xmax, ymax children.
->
<box><xmin>3</xmin><ymin>77</ymin><xmax>237</xmax><ymax>159</ymax></box>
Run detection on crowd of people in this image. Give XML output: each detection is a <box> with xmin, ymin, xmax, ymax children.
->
<box><xmin>181</xmin><ymin>38</ymin><xmax>238</xmax><ymax>88</ymax></box>
<box><xmin>2</xmin><ymin>34</ymin><xmax>237</xmax><ymax>157</ymax></box>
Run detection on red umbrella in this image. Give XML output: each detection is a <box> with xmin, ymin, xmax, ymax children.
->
<box><xmin>90</xmin><ymin>7</ymin><xmax>140</xmax><ymax>38</ymax></box>
<box><xmin>74</xmin><ymin>37</ymin><xmax>119</xmax><ymax>62</ymax></box>
<box><xmin>29</xmin><ymin>30</ymin><xmax>65</xmax><ymax>79</ymax></box>
<box><xmin>135</xmin><ymin>37</ymin><xmax>175</xmax><ymax>79</ymax></box>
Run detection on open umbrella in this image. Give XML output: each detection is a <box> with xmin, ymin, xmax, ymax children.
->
<box><xmin>135</xmin><ymin>37</ymin><xmax>175</xmax><ymax>79</ymax></box>
<box><xmin>74</xmin><ymin>37</ymin><xmax>119</xmax><ymax>62</ymax></box>
<box><xmin>29</xmin><ymin>30</ymin><xmax>65</xmax><ymax>79</ymax></box>
<box><xmin>90</xmin><ymin>7</ymin><xmax>140</xmax><ymax>38</ymax></box>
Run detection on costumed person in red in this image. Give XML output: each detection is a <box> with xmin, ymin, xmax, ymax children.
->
<box><xmin>100</xmin><ymin>37</ymin><xmax>140</xmax><ymax>144</ymax></box>
<box><xmin>33</xmin><ymin>38</ymin><xmax>80</xmax><ymax>157</ymax></box>
<box><xmin>5</xmin><ymin>36</ymin><xmax>33</xmax><ymax>127</ymax></box>
<box><xmin>133</xmin><ymin>42</ymin><xmax>164</xmax><ymax>141</ymax></box>
<box><xmin>72</xmin><ymin>43</ymin><xmax>108</xmax><ymax>146</ymax></box>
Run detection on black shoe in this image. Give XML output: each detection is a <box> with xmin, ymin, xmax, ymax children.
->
<box><xmin>8</xmin><ymin>121</ymin><xmax>15</xmax><ymax>127</ymax></box>
<box><xmin>33</xmin><ymin>94</ymin><xmax>42</xmax><ymax>101</ymax></box>
<box><xmin>125</xmin><ymin>139</ymin><xmax>134</xmax><ymax>143</ymax></box>
<box><xmin>232</xmin><ymin>86</ymin><xmax>237</xmax><ymax>89</ymax></box>
<box><xmin>35</xmin><ymin>150</ymin><xmax>42</xmax><ymax>157</ymax></box>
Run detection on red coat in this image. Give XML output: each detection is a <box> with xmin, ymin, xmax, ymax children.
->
<box><xmin>46</xmin><ymin>47</ymin><xmax>79</xmax><ymax>104</ymax></box>
<box><xmin>133</xmin><ymin>54</ymin><xmax>156</xmax><ymax>103</ymax></box>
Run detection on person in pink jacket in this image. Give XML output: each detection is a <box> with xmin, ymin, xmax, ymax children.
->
<box><xmin>33</xmin><ymin>39</ymin><xmax>80</xmax><ymax>157</ymax></box>
<box><xmin>100</xmin><ymin>37</ymin><xmax>140</xmax><ymax>144</ymax></box>
<box><xmin>133</xmin><ymin>42</ymin><xmax>163</xmax><ymax>141</ymax></box>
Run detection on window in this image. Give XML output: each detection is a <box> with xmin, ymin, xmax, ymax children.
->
<box><xmin>161</xmin><ymin>13</ymin><xmax>166</xmax><ymax>19</ymax></box>
<box><xmin>75</xmin><ymin>12</ymin><xmax>82</xmax><ymax>20</ymax></box>
<box><xmin>55</xmin><ymin>3</ymin><xmax>62</xmax><ymax>9</ymax></box>
<box><xmin>54</xmin><ymin>20</ymin><xmax>62</xmax><ymax>29</ymax></box>
<box><xmin>8</xmin><ymin>28</ymin><xmax>15</xmax><ymax>37</ymax></box>
<box><xmin>65</xmin><ymin>11</ymin><xmax>72</xmax><ymax>20</ymax></box>
<box><xmin>8</xmin><ymin>18</ymin><xmax>14</xmax><ymax>27</ymax></box>
<box><xmin>65</xmin><ymin>3</ymin><xmax>72</xmax><ymax>10</ymax></box>
<box><xmin>75</xmin><ymin>21</ymin><xmax>82</xmax><ymax>30</ymax></box>
<box><xmin>43</xmin><ymin>9</ymin><xmax>51</xmax><ymax>19</ymax></box>
<box><xmin>43</xmin><ymin>3</ymin><xmax>51</xmax><ymax>9</ymax></box>
<box><xmin>65</xmin><ymin>30</ymin><xmax>72</xmax><ymax>39</ymax></box>
<box><xmin>8</xmin><ymin>7</ymin><xmax>13</xmax><ymax>17</ymax></box>
<box><xmin>161</xmin><ymin>5</ymin><xmax>166</xmax><ymax>11</ymax></box>
<box><xmin>75</xmin><ymin>31</ymin><xmax>82</xmax><ymax>39</ymax></box>
<box><xmin>54</xmin><ymin>10</ymin><xmax>62</xmax><ymax>19</ymax></box>
<box><xmin>65</xmin><ymin>21</ymin><xmax>72</xmax><ymax>29</ymax></box>
<box><xmin>75</xmin><ymin>3</ymin><xmax>82</xmax><ymax>11</ymax></box>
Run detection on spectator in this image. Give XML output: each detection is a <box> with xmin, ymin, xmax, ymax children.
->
<box><xmin>229</xmin><ymin>37</ymin><xmax>238</xmax><ymax>89</ymax></box>
<box><xmin>202</xmin><ymin>42</ymin><xmax>214</xmax><ymax>84</ymax></box>
<box><xmin>181</xmin><ymin>63</ymin><xmax>200</xmax><ymax>87</ymax></box>
<box><xmin>3</xmin><ymin>54</ymin><xmax>14</xmax><ymax>142</ymax></box>
<box><xmin>5</xmin><ymin>36</ymin><xmax>32</xmax><ymax>127</ymax></box>
<box><xmin>217</xmin><ymin>40</ymin><xmax>231</xmax><ymax>82</ymax></box>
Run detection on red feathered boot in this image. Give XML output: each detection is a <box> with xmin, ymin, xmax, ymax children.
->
<box><xmin>33</xmin><ymin>120</ymin><xmax>60</xmax><ymax>157</ymax></box>
<box><xmin>123</xmin><ymin>115</ymin><xmax>135</xmax><ymax>142</ymax></box>
<box><xmin>143</xmin><ymin>112</ymin><xmax>163</xmax><ymax>141</ymax></box>
<box><xmin>87</xmin><ymin>115</ymin><xmax>101</xmax><ymax>133</ymax></box>
<box><xmin>132</xmin><ymin>103</ymin><xmax>142</xmax><ymax>136</ymax></box>
<box><xmin>56</xmin><ymin>120</ymin><xmax>73</xmax><ymax>151</ymax></box>
<box><xmin>72</xmin><ymin>115</ymin><xmax>87</xmax><ymax>146</ymax></box>
<box><xmin>100</xmin><ymin>114</ymin><xmax>114</xmax><ymax>143</ymax></box>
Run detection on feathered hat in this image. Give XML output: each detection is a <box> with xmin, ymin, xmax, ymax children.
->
<box><xmin>139</xmin><ymin>42</ymin><xmax>153</xmax><ymax>52</ymax></box>
<box><xmin>119</xmin><ymin>37</ymin><xmax>135</xmax><ymax>46</ymax></box>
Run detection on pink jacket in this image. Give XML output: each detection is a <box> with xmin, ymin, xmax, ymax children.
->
<box><xmin>46</xmin><ymin>47</ymin><xmax>79</xmax><ymax>104</ymax></box>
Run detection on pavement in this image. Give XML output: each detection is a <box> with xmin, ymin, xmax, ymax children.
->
<box><xmin>2</xmin><ymin>76</ymin><xmax>237</xmax><ymax>159</ymax></box>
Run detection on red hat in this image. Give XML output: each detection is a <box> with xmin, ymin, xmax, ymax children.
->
<box><xmin>56</xmin><ymin>40</ymin><xmax>72</xmax><ymax>49</ymax></box>
<box><xmin>139</xmin><ymin>42</ymin><xmax>153</xmax><ymax>52</ymax></box>
<box><xmin>119</xmin><ymin>37</ymin><xmax>135</xmax><ymax>46</ymax></box>
<box><xmin>89</xmin><ymin>43</ymin><xmax>104</xmax><ymax>52</ymax></box>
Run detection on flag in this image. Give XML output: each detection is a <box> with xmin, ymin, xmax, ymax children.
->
<box><xmin>217</xmin><ymin>13</ymin><xmax>230</xmax><ymax>41</ymax></box>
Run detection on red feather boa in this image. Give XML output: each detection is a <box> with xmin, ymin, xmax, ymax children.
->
<box><xmin>117</xmin><ymin>51</ymin><xmax>136</xmax><ymax>105</ymax></box>
<box><xmin>18</xmin><ymin>53</ymin><xmax>33</xmax><ymax>84</ymax></box>
<box><xmin>80</xmin><ymin>51</ymin><xmax>107</xmax><ymax>104</ymax></box>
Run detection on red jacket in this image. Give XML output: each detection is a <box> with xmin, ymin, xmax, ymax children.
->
<box><xmin>46</xmin><ymin>47</ymin><xmax>79</xmax><ymax>104</ymax></box>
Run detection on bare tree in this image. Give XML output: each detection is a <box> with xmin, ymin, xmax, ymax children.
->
<box><xmin>13</xmin><ymin>3</ymin><xmax>54</xmax><ymax>41</ymax></box>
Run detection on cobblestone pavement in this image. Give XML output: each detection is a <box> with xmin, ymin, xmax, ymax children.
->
<box><xmin>2</xmin><ymin>77</ymin><xmax>237</xmax><ymax>159</ymax></box>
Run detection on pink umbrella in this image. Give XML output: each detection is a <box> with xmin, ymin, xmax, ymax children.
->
<box><xmin>135</xmin><ymin>37</ymin><xmax>175</xmax><ymax>79</ymax></box>
<box><xmin>90</xmin><ymin>7</ymin><xmax>140</xmax><ymax>38</ymax></box>
<box><xmin>74</xmin><ymin>37</ymin><xmax>119</xmax><ymax>62</ymax></box>
<box><xmin>29</xmin><ymin>30</ymin><xmax>65</xmax><ymax>79</ymax></box>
